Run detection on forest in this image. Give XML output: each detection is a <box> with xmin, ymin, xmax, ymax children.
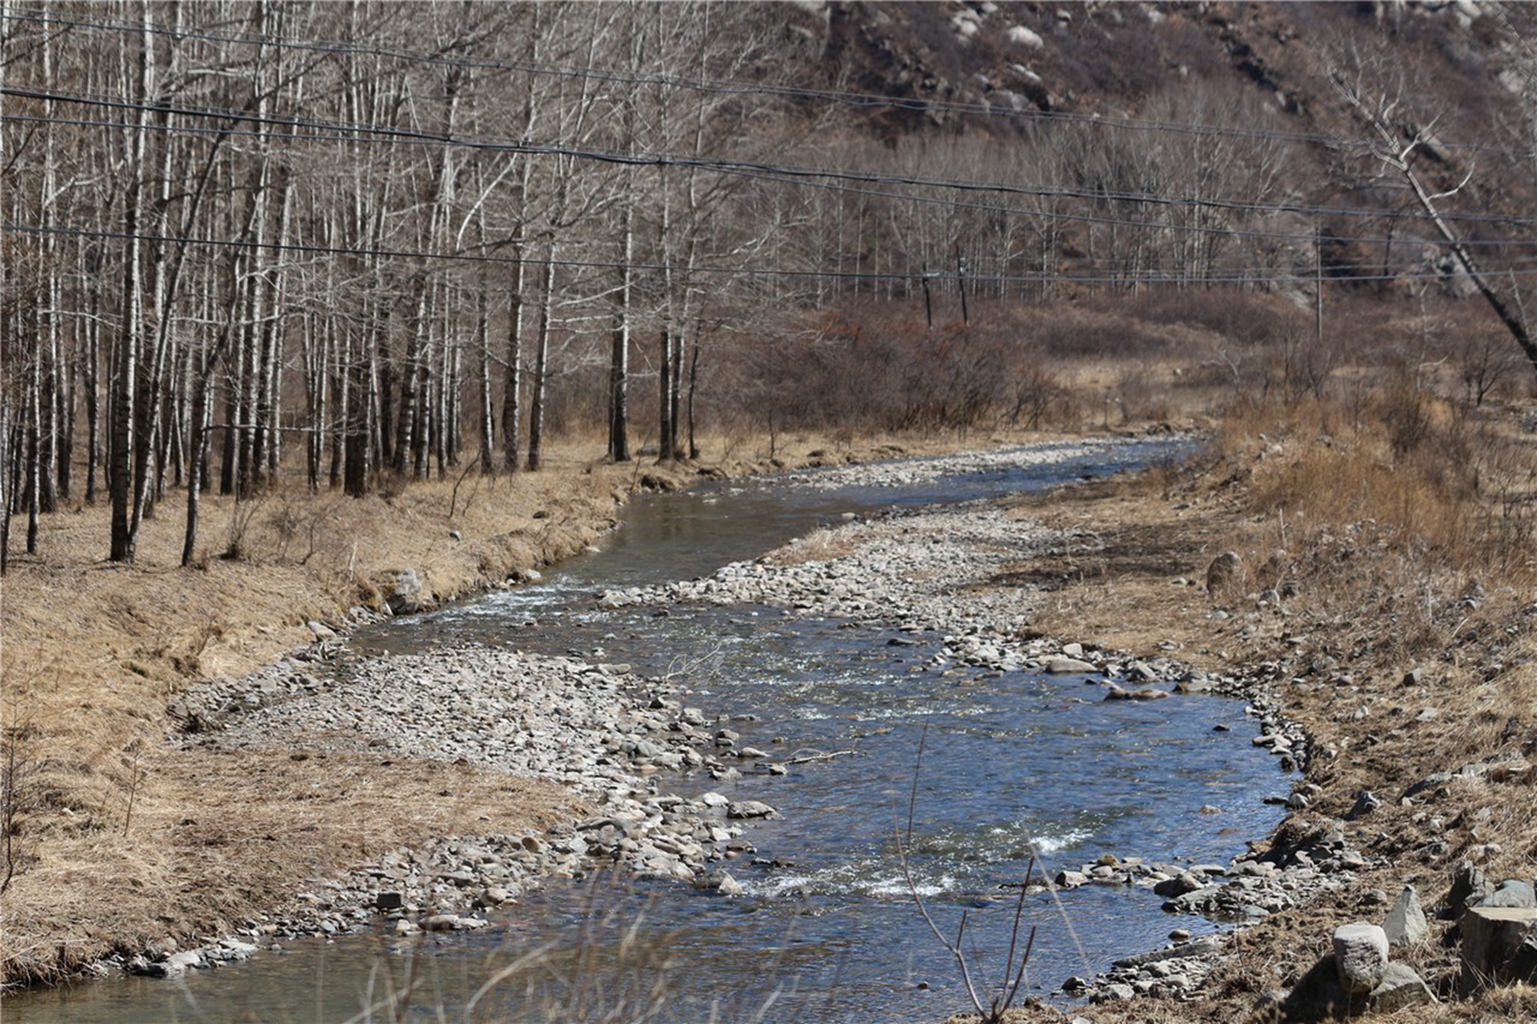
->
<box><xmin>3</xmin><ymin>0</ymin><xmax>1536</xmax><ymax>570</ymax></box>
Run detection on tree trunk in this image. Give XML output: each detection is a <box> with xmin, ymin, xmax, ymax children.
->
<box><xmin>344</xmin><ymin>340</ymin><xmax>369</xmax><ymax>498</ymax></box>
<box><xmin>658</xmin><ymin>323</ymin><xmax>673</xmax><ymax>461</ymax></box>
<box><xmin>0</xmin><ymin>397</ymin><xmax>10</xmax><ymax>575</ymax></box>
<box><xmin>609</xmin><ymin>204</ymin><xmax>632</xmax><ymax>463</ymax></box>
<box><xmin>109</xmin><ymin>8</ymin><xmax>151</xmax><ymax>562</ymax></box>
<box><xmin>477</xmin><ymin>278</ymin><xmax>494</xmax><ymax>473</ymax></box>
<box><xmin>687</xmin><ymin>337</ymin><xmax>700</xmax><ymax>460</ymax></box>
<box><xmin>394</xmin><ymin>290</ymin><xmax>426</xmax><ymax>478</ymax></box>
<box><xmin>502</xmin><ymin>257</ymin><xmax>524</xmax><ymax>473</ymax></box>
<box><xmin>84</xmin><ymin>284</ymin><xmax>100</xmax><ymax>504</ymax></box>
<box><xmin>527</xmin><ymin>244</ymin><xmax>556</xmax><ymax>472</ymax></box>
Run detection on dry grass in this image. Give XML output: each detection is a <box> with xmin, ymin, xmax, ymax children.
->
<box><xmin>766</xmin><ymin>525</ymin><xmax>864</xmax><ymax>567</ymax></box>
<box><xmin>0</xmin><ymin>747</ymin><xmax>584</xmax><ymax>988</ymax></box>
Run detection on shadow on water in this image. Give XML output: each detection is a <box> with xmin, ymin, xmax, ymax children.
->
<box><xmin>8</xmin><ymin>437</ymin><xmax>1292</xmax><ymax>1024</ymax></box>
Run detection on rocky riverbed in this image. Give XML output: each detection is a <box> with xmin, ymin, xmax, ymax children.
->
<box><xmin>166</xmin><ymin>641</ymin><xmax>779</xmax><ymax>958</ymax></box>
<box><xmin>595</xmin><ymin>496</ymin><xmax>1344</xmax><ymax>1004</ymax></box>
<box><xmin>772</xmin><ymin>437</ymin><xmax>1162</xmax><ymax>492</ymax></box>
<box><xmin>106</xmin><ymin>439</ymin><xmax>1314</xmax><ymax>1004</ymax></box>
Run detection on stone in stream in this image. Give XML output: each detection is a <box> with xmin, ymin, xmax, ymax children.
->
<box><xmin>1045</xmin><ymin>656</ymin><xmax>1097</xmax><ymax>674</ymax></box>
<box><xmin>1092</xmin><ymin>982</ymin><xmax>1136</xmax><ymax>1002</ymax></box>
<box><xmin>726</xmin><ymin>800</ymin><xmax>777</xmax><ymax>820</ymax></box>
<box><xmin>1152</xmin><ymin>871</ymin><xmax>1204</xmax><ymax>898</ymax></box>
<box><xmin>705</xmin><ymin>869</ymin><xmax>746</xmax><ymax>896</ymax></box>
<box><xmin>135</xmin><ymin>950</ymin><xmax>205</xmax><ymax>978</ymax></box>
<box><xmin>1104</xmin><ymin>686</ymin><xmax>1169</xmax><ymax>701</ymax></box>
<box><xmin>218</xmin><ymin>937</ymin><xmax>258</xmax><ymax>960</ymax></box>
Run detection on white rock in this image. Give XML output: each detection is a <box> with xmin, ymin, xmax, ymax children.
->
<box><xmin>1006</xmin><ymin>24</ymin><xmax>1044</xmax><ymax>48</ymax></box>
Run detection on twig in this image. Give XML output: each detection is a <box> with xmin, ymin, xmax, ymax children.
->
<box><xmin>447</xmin><ymin>459</ymin><xmax>481</xmax><ymax>520</ymax></box>
<box><xmin>898</xmin><ymin>723</ymin><xmax>1039</xmax><ymax>1023</ymax></box>
<box><xmin>781</xmin><ymin>748</ymin><xmax>859</xmax><ymax>766</ymax></box>
<box><xmin>122</xmin><ymin>746</ymin><xmax>145</xmax><ymax>838</ymax></box>
<box><xmin>898</xmin><ymin>723</ymin><xmax>988</xmax><ymax>1015</ymax></box>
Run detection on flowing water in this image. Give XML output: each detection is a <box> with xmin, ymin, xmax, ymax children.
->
<box><xmin>10</xmin><ymin>438</ymin><xmax>1291</xmax><ymax>1024</ymax></box>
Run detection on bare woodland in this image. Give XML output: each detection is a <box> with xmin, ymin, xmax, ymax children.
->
<box><xmin>3</xmin><ymin>1</ymin><xmax>1535</xmax><ymax>570</ymax></box>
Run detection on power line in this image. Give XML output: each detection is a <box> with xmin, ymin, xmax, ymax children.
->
<box><xmin>6</xmin><ymin>84</ymin><xmax>1536</xmax><ymax>233</ymax></box>
<box><xmin>10</xmin><ymin>220</ymin><xmax>1537</xmax><ymax>288</ymax></box>
<box><xmin>7</xmin><ymin>107</ymin><xmax>1535</xmax><ymax>254</ymax></box>
<box><xmin>5</xmin><ymin>7</ymin><xmax>1534</xmax><ymax>162</ymax></box>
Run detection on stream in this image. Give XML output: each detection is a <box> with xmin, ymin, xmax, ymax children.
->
<box><xmin>9</xmin><ymin>437</ymin><xmax>1291</xmax><ymax>1024</ymax></box>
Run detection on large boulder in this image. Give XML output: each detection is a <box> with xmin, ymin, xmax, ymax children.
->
<box><xmin>1333</xmin><ymin>922</ymin><xmax>1389</xmax><ymax>995</ymax></box>
<box><xmin>386</xmin><ymin>568</ymin><xmax>424</xmax><ymax>615</ymax></box>
<box><xmin>1460</xmin><ymin>905</ymin><xmax>1537</xmax><ymax>992</ymax></box>
<box><xmin>1482</xmin><ymin>879</ymin><xmax>1536</xmax><ymax>909</ymax></box>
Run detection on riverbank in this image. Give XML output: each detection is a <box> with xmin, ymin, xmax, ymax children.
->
<box><xmin>944</xmin><ymin>420</ymin><xmax>1537</xmax><ymax>1023</ymax></box>
<box><xmin>0</xmin><ymin>428</ymin><xmax>1074</xmax><ymax>991</ymax></box>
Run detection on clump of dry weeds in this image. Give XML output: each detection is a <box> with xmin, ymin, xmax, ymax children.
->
<box><xmin>766</xmin><ymin>525</ymin><xmax>863</xmax><ymax>566</ymax></box>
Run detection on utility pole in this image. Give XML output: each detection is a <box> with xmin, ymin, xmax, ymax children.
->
<box><xmin>955</xmin><ymin>246</ymin><xmax>969</xmax><ymax>326</ymax></box>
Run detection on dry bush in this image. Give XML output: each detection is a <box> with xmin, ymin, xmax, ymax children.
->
<box><xmin>1111</xmin><ymin>288</ymin><xmax>1310</xmax><ymax>351</ymax></box>
<box><xmin>739</xmin><ymin>293</ymin><xmax>1266</xmax><ymax>439</ymax></box>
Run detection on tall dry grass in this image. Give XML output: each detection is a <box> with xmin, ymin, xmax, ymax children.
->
<box><xmin>1208</xmin><ymin>381</ymin><xmax>1537</xmax><ymax>641</ymax></box>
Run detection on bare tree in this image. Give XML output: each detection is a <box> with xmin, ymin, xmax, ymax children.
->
<box><xmin>1331</xmin><ymin>52</ymin><xmax>1537</xmax><ymax>373</ymax></box>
